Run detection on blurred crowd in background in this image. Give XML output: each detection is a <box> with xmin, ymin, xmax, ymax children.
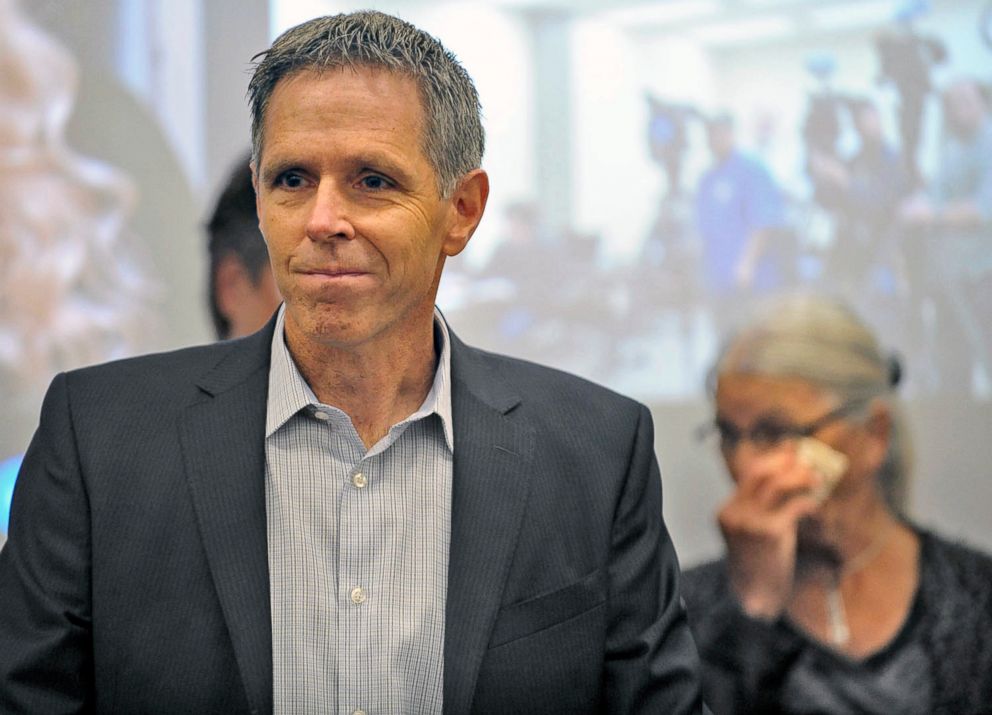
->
<box><xmin>439</xmin><ymin>2</ymin><xmax>992</xmax><ymax>401</ymax></box>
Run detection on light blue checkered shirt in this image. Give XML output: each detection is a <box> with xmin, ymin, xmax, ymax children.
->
<box><xmin>265</xmin><ymin>305</ymin><xmax>453</xmax><ymax>714</ymax></box>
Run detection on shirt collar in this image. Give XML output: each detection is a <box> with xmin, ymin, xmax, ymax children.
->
<box><xmin>265</xmin><ymin>304</ymin><xmax>454</xmax><ymax>452</ymax></box>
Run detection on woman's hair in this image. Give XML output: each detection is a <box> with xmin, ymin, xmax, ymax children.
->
<box><xmin>710</xmin><ymin>294</ymin><xmax>911</xmax><ymax>512</ymax></box>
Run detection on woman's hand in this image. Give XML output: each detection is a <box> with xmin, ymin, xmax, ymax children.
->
<box><xmin>718</xmin><ymin>444</ymin><xmax>821</xmax><ymax>620</ymax></box>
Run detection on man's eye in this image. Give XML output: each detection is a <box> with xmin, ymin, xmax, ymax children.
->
<box><xmin>359</xmin><ymin>174</ymin><xmax>391</xmax><ymax>190</ymax></box>
<box><xmin>716</xmin><ymin>420</ymin><xmax>741</xmax><ymax>445</ymax></box>
<box><xmin>275</xmin><ymin>172</ymin><xmax>306</xmax><ymax>189</ymax></box>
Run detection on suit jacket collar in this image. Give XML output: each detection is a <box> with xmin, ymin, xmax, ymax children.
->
<box><xmin>178</xmin><ymin>315</ymin><xmax>535</xmax><ymax>715</ymax></box>
<box><xmin>179</xmin><ymin>317</ymin><xmax>276</xmax><ymax>715</ymax></box>
<box><xmin>444</xmin><ymin>330</ymin><xmax>536</xmax><ymax>713</ymax></box>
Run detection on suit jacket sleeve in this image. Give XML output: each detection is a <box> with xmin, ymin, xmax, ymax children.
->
<box><xmin>0</xmin><ymin>373</ymin><xmax>94</xmax><ymax>713</ymax></box>
<box><xmin>683</xmin><ymin>572</ymin><xmax>804</xmax><ymax>714</ymax></box>
<box><xmin>604</xmin><ymin>404</ymin><xmax>703</xmax><ymax>712</ymax></box>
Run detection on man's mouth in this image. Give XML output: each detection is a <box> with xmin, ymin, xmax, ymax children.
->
<box><xmin>301</xmin><ymin>267</ymin><xmax>369</xmax><ymax>277</ymax></box>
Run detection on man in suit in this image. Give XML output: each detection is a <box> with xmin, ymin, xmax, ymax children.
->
<box><xmin>0</xmin><ymin>11</ymin><xmax>702</xmax><ymax>713</ymax></box>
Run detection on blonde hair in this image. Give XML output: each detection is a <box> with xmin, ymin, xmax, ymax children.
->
<box><xmin>712</xmin><ymin>295</ymin><xmax>912</xmax><ymax>512</ymax></box>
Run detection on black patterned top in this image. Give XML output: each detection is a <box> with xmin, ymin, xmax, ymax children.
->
<box><xmin>682</xmin><ymin>527</ymin><xmax>992</xmax><ymax>714</ymax></box>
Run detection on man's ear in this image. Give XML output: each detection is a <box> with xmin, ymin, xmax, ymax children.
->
<box><xmin>442</xmin><ymin>169</ymin><xmax>489</xmax><ymax>258</ymax></box>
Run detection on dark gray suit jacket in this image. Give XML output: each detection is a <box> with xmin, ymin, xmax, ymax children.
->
<box><xmin>0</xmin><ymin>318</ymin><xmax>702</xmax><ymax>713</ymax></box>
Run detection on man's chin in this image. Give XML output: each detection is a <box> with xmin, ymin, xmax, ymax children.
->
<box><xmin>284</xmin><ymin>306</ymin><xmax>373</xmax><ymax>350</ymax></box>
<box><xmin>306</xmin><ymin>323</ymin><xmax>376</xmax><ymax>351</ymax></box>
<box><xmin>282</xmin><ymin>297</ymin><xmax>436</xmax><ymax>353</ymax></box>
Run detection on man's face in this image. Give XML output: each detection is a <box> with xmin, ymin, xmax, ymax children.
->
<box><xmin>707</xmin><ymin>123</ymin><xmax>735</xmax><ymax>161</ymax></box>
<box><xmin>253</xmin><ymin>67</ymin><xmax>470</xmax><ymax>351</ymax></box>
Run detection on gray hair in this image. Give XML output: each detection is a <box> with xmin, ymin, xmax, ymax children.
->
<box><xmin>247</xmin><ymin>10</ymin><xmax>484</xmax><ymax>197</ymax></box>
<box><xmin>711</xmin><ymin>295</ymin><xmax>912</xmax><ymax>512</ymax></box>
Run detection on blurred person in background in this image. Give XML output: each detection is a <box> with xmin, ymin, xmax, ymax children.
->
<box><xmin>900</xmin><ymin>77</ymin><xmax>992</xmax><ymax>395</ymax></box>
<box><xmin>809</xmin><ymin>99</ymin><xmax>912</xmax><ymax>300</ymax></box>
<box><xmin>873</xmin><ymin>1</ymin><xmax>947</xmax><ymax>187</ymax></box>
<box><xmin>682</xmin><ymin>295</ymin><xmax>992</xmax><ymax>714</ymax></box>
<box><xmin>206</xmin><ymin>151</ymin><xmax>281</xmax><ymax>340</ymax></box>
<box><xmin>695</xmin><ymin>114</ymin><xmax>794</xmax><ymax>327</ymax></box>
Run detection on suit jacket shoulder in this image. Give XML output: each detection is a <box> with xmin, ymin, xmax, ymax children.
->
<box><xmin>449</xmin><ymin>334</ymin><xmax>645</xmax><ymax>441</ymax></box>
<box><xmin>0</xmin><ymin>325</ymin><xmax>276</xmax><ymax>714</ymax></box>
<box><xmin>62</xmin><ymin>326</ymin><xmax>273</xmax><ymax>407</ymax></box>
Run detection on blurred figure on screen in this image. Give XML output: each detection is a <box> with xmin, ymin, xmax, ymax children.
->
<box><xmin>695</xmin><ymin>114</ymin><xmax>793</xmax><ymax>324</ymax></box>
<box><xmin>681</xmin><ymin>295</ymin><xmax>992</xmax><ymax>714</ymax></box>
<box><xmin>207</xmin><ymin>152</ymin><xmax>281</xmax><ymax>339</ymax></box>
<box><xmin>0</xmin><ymin>0</ymin><xmax>152</xmax><ymax>543</ymax></box>
<box><xmin>900</xmin><ymin>77</ymin><xmax>992</xmax><ymax>395</ymax></box>
<box><xmin>873</xmin><ymin>0</ymin><xmax>947</xmax><ymax>186</ymax></box>
<box><xmin>809</xmin><ymin>99</ymin><xmax>913</xmax><ymax>304</ymax></box>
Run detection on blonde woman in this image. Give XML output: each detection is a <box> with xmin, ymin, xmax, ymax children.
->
<box><xmin>682</xmin><ymin>295</ymin><xmax>992</xmax><ymax>714</ymax></box>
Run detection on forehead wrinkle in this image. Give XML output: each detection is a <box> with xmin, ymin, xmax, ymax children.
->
<box><xmin>266</xmin><ymin>67</ymin><xmax>426</xmax><ymax>134</ymax></box>
<box><xmin>260</xmin><ymin>69</ymin><xmax>431</xmax><ymax>184</ymax></box>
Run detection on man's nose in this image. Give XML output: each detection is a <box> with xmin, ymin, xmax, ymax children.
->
<box><xmin>306</xmin><ymin>181</ymin><xmax>356</xmax><ymax>242</ymax></box>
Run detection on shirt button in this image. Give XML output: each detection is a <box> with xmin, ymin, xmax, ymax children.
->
<box><xmin>313</xmin><ymin>410</ymin><xmax>330</xmax><ymax>421</ymax></box>
<box><xmin>351</xmin><ymin>471</ymin><xmax>367</xmax><ymax>488</ymax></box>
<box><xmin>350</xmin><ymin>586</ymin><xmax>367</xmax><ymax>605</ymax></box>
<box><xmin>353</xmin><ymin>709</ymin><xmax>367</xmax><ymax>715</ymax></box>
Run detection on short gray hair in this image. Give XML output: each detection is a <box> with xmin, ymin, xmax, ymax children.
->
<box><xmin>711</xmin><ymin>294</ymin><xmax>912</xmax><ymax>512</ymax></box>
<box><xmin>247</xmin><ymin>10</ymin><xmax>484</xmax><ymax>197</ymax></box>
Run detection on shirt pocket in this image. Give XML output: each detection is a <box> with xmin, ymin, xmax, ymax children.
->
<box><xmin>488</xmin><ymin>567</ymin><xmax>607</xmax><ymax>649</ymax></box>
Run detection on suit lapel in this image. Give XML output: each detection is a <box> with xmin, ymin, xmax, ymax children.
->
<box><xmin>444</xmin><ymin>334</ymin><xmax>535</xmax><ymax>714</ymax></box>
<box><xmin>175</xmin><ymin>319</ymin><xmax>533</xmax><ymax>713</ymax></box>
<box><xmin>179</xmin><ymin>323</ymin><xmax>275</xmax><ymax>715</ymax></box>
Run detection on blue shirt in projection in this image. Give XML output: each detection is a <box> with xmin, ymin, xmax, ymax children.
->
<box><xmin>1</xmin><ymin>454</ymin><xmax>22</xmax><ymax>536</ymax></box>
<box><xmin>695</xmin><ymin>150</ymin><xmax>786</xmax><ymax>294</ymax></box>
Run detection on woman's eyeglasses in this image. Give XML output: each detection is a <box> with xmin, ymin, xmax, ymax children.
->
<box><xmin>696</xmin><ymin>401</ymin><xmax>865</xmax><ymax>453</ymax></box>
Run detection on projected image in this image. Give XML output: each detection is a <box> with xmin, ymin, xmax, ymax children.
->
<box><xmin>271</xmin><ymin>0</ymin><xmax>991</xmax><ymax>401</ymax></box>
<box><xmin>0</xmin><ymin>0</ymin><xmax>154</xmax><ymax>537</ymax></box>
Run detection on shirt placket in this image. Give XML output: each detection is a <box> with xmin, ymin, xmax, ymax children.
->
<box><xmin>338</xmin><ymin>444</ymin><xmax>377</xmax><ymax>715</ymax></box>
